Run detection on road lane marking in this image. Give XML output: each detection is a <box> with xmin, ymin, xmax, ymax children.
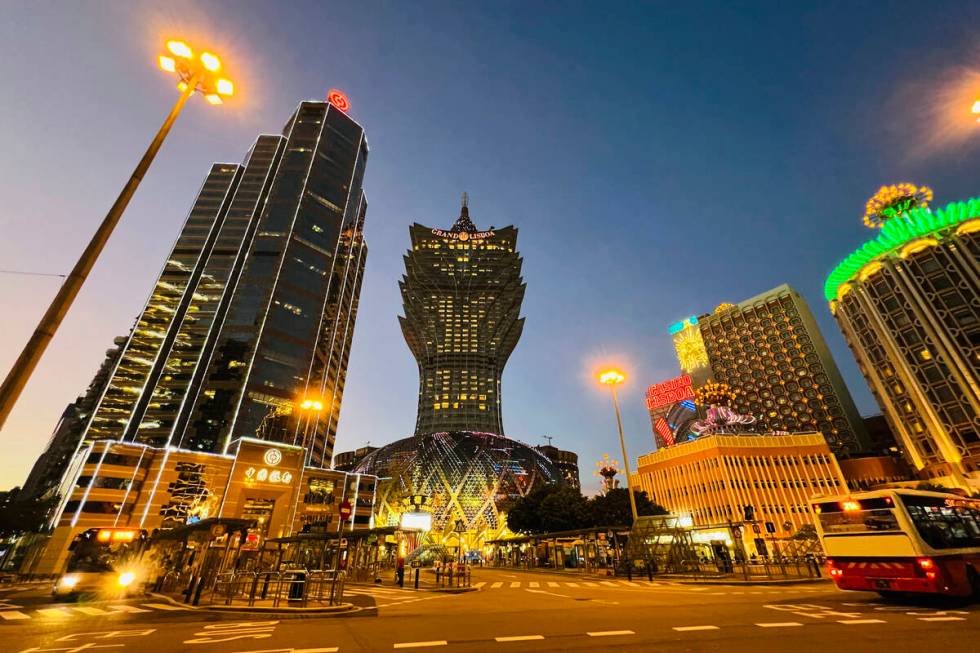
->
<box><xmin>565</xmin><ymin>582</ymin><xmax>579</xmax><ymax>587</ymax></box>
<box><xmin>587</xmin><ymin>630</ymin><xmax>635</xmax><ymax>637</ymax></box>
<box><xmin>74</xmin><ymin>606</ymin><xmax>112</xmax><ymax>615</ymax></box>
<box><xmin>509</xmin><ymin>582</ymin><xmax>520</xmax><ymax>588</ymax></box>
<box><xmin>526</xmin><ymin>589</ymin><xmax>572</xmax><ymax>599</ymax></box>
<box><xmin>838</xmin><ymin>619</ymin><xmax>886</xmax><ymax>625</ymax></box>
<box><xmin>529</xmin><ymin>582</ymin><xmax>539</xmax><ymax>588</ymax></box>
<box><xmin>919</xmin><ymin>617</ymin><xmax>966</xmax><ymax>622</ymax></box>
<box><xmin>547</xmin><ymin>582</ymin><xmax>560</xmax><ymax>587</ymax></box>
<box><xmin>756</xmin><ymin>622</ymin><xmax>803</xmax><ymax>628</ymax></box>
<box><xmin>495</xmin><ymin>635</ymin><xmax>544</xmax><ymax>642</ymax></box>
<box><xmin>393</xmin><ymin>641</ymin><xmax>447</xmax><ymax>649</ymax></box>
<box><xmin>618</xmin><ymin>581</ymin><xmax>638</xmax><ymax>587</ymax></box>
<box><xmin>109</xmin><ymin>604</ymin><xmax>151</xmax><ymax>613</ymax></box>
<box><xmin>673</xmin><ymin>625</ymin><xmax>719</xmax><ymax>631</ymax></box>
<box><xmin>0</xmin><ymin>610</ymin><xmax>30</xmax><ymax>620</ymax></box>
<box><xmin>490</xmin><ymin>582</ymin><xmax>503</xmax><ymax>589</ymax></box>
<box><xmin>599</xmin><ymin>581</ymin><xmax>618</xmax><ymax>587</ymax></box>
<box><xmin>142</xmin><ymin>603</ymin><xmax>188</xmax><ymax>611</ymax></box>
<box><xmin>36</xmin><ymin>608</ymin><xmax>71</xmax><ymax>617</ymax></box>
<box><xmin>581</xmin><ymin>582</ymin><xmax>599</xmax><ymax>588</ymax></box>
<box><xmin>472</xmin><ymin>582</ymin><xmax>486</xmax><ymax>588</ymax></box>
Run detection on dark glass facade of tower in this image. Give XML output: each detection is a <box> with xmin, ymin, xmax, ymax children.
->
<box><xmin>399</xmin><ymin>200</ymin><xmax>525</xmax><ymax>436</ymax></box>
<box><xmin>695</xmin><ymin>284</ymin><xmax>870</xmax><ymax>456</ymax></box>
<box><xmin>81</xmin><ymin>101</ymin><xmax>369</xmax><ymax>468</ymax></box>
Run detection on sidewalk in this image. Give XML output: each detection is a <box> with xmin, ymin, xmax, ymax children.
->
<box><xmin>483</xmin><ymin>565</ymin><xmax>830</xmax><ymax>586</ymax></box>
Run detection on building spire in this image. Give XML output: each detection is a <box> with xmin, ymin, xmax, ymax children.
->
<box><xmin>450</xmin><ymin>191</ymin><xmax>477</xmax><ymax>233</ymax></box>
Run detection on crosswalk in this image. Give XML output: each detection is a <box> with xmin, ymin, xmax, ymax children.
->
<box><xmin>0</xmin><ymin>602</ymin><xmax>189</xmax><ymax>622</ymax></box>
<box><xmin>469</xmin><ymin>579</ymin><xmax>826</xmax><ymax>594</ymax></box>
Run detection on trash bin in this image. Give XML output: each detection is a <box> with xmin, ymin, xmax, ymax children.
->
<box><xmin>288</xmin><ymin>571</ymin><xmax>306</xmax><ymax>601</ymax></box>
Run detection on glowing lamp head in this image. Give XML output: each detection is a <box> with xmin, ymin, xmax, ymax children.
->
<box><xmin>972</xmin><ymin>100</ymin><xmax>980</xmax><ymax>115</ymax></box>
<box><xmin>301</xmin><ymin>399</ymin><xmax>324</xmax><ymax>411</ymax></box>
<box><xmin>598</xmin><ymin>370</ymin><xmax>625</xmax><ymax>385</ymax></box>
<box><xmin>166</xmin><ymin>40</ymin><xmax>193</xmax><ymax>59</ymax></box>
<box><xmin>215</xmin><ymin>78</ymin><xmax>234</xmax><ymax>96</ymax></box>
<box><xmin>117</xmin><ymin>571</ymin><xmax>136</xmax><ymax>588</ymax></box>
<box><xmin>59</xmin><ymin>575</ymin><xmax>79</xmax><ymax>589</ymax></box>
<box><xmin>205</xmin><ymin>94</ymin><xmax>223</xmax><ymax>105</ymax></box>
<box><xmin>158</xmin><ymin>55</ymin><xmax>176</xmax><ymax>73</ymax></box>
<box><xmin>200</xmin><ymin>51</ymin><xmax>221</xmax><ymax>72</ymax></box>
<box><xmin>840</xmin><ymin>500</ymin><xmax>861</xmax><ymax>512</ymax></box>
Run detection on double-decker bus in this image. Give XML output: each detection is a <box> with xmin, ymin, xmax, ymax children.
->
<box><xmin>53</xmin><ymin>527</ymin><xmax>149</xmax><ymax>599</ymax></box>
<box><xmin>812</xmin><ymin>489</ymin><xmax>980</xmax><ymax>598</ymax></box>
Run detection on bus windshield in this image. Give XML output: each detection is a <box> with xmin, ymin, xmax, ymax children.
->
<box><xmin>899</xmin><ymin>495</ymin><xmax>980</xmax><ymax>550</ymax></box>
<box><xmin>65</xmin><ymin>529</ymin><xmax>146</xmax><ymax>573</ymax></box>
<box><xmin>816</xmin><ymin>497</ymin><xmax>901</xmax><ymax>534</ymax></box>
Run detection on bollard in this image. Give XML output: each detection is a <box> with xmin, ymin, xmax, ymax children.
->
<box><xmin>192</xmin><ymin>577</ymin><xmax>205</xmax><ymax>606</ymax></box>
<box><xmin>626</xmin><ymin>563</ymin><xmax>632</xmax><ymax>582</ymax></box>
<box><xmin>646</xmin><ymin>561</ymin><xmax>653</xmax><ymax>581</ymax></box>
<box><xmin>414</xmin><ymin>568</ymin><xmax>420</xmax><ymax>590</ymax></box>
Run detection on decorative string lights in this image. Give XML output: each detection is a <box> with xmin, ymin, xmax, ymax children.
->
<box><xmin>863</xmin><ymin>183</ymin><xmax>933</xmax><ymax>229</ymax></box>
<box><xmin>694</xmin><ymin>380</ymin><xmax>738</xmax><ymax>407</ymax></box>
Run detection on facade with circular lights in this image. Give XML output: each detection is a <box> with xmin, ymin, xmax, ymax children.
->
<box><xmin>827</xmin><ymin>190</ymin><xmax>980</xmax><ymax>487</ymax></box>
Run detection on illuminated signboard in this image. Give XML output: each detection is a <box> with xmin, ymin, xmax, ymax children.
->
<box><xmin>431</xmin><ymin>228</ymin><xmax>495</xmax><ymax>242</ymax></box>
<box><xmin>669</xmin><ymin>316</ymin><xmax>709</xmax><ymax>374</ymax></box>
<box><xmin>645</xmin><ymin>375</ymin><xmax>695</xmax><ymax>411</ymax></box>
<box><xmin>244</xmin><ymin>467</ymin><xmax>293</xmax><ymax>485</ymax></box>
<box><xmin>263</xmin><ymin>448</ymin><xmax>283</xmax><ymax>466</ymax></box>
<box><xmin>654</xmin><ymin>417</ymin><xmax>675</xmax><ymax>447</ymax></box>
<box><xmin>400</xmin><ymin>511</ymin><xmax>433</xmax><ymax>531</ymax></box>
<box><xmin>326</xmin><ymin>89</ymin><xmax>350</xmax><ymax>112</ymax></box>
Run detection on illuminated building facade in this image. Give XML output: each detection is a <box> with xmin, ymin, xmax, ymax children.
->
<box><xmin>635</xmin><ymin>432</ymin><xmax>848</xmax><ymax>554</ymax></box>
<box><xmin>535</xmin><ymin>444</ymin><xmax>581</xmax><ymax>490</ymax></box>
<box><xmin>645</xmin><ymin>375</ymin><xmax>698</xmax><ymax>448</ymax></box>
<box><xmin>34</xmin><ymin>438</ymin><xmax>376</xmax><ymax>575</ymax></box>
<box><xmin>81</xmin><ymin>100</ymin><xmax>369</xmax><ymax>468</ymax></box>
<box><xmin>352</xmin><ymin>431</ymin><xmax>557</xmax><ymax>542</ymax></box>
<box><xmin>399</xmin><ymin>197</ymin><xmax>525</xmax><ymax>436</ymax></box>
<box><xmin>684</xmin><ymin>285</ymin><xmax>869</xmax><ymax>456</ymax></box>
<box><xmin>826</xmin><ymin>189</ymin><xmax>980</xmax><ymax>487</ymax></box>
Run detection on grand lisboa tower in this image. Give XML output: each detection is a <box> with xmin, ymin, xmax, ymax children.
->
<box><xmin>352</xmin><ymin>196</ymin><xmax>559</xmax><ymax>542</ymax></box>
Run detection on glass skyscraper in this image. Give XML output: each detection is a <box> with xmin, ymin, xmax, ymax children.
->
<box><xmin>82</xmin><ymin>100</ymin><xmax>369</xmax><ymax>468</ymax></box>
<box><xmin>399</xmin><ymin>197</ymin><xmax>525</xmax><ymax>436</ymax></box>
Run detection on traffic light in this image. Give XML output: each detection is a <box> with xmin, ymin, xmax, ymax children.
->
<box><xmin>743</xmin><ymin>505</ymin><xmax>755</xmax><ymax>522</ymax></box>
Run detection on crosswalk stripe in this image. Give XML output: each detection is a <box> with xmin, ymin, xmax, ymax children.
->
<box><xmin>495</xmin><ymin>635</ymin><xmax>544</xmax><ymax>642</ymax></box>
<box><xmin>509</xmin><ymin>582</ymin><xmax>520</xmax><ymax>588</ymax></box>
<box><xmin>108</xmin><ymin>604</ymin><xmax>151</xmax><ymax>613</ymax></box>
<box><xmin>37</xmin><ymin>608</ymin><xmax>71</xmax><ymax>617</ymax></box>
<box><xmin>919</xmin><ymin>617</ymin><xmax>966</xmax><ymax>622</ymax></box>
<box><xmin>838</xmin><ymin>619</ymin><xmax>886</xmax><ymax>625</ymax></box>
<box><xmin>0</xmin><ymin>611</ymin><xmax>30</xmax><ymax>620</ymax></box>
<box><xmin>141</xmin><ymin>603</ymin><xmax>188</xmax><ymax>611</ymax></box>
<box><xmin>547</xmin><ymin>582</ymin><xmax>560</xmax><ymax>588</ymax></box>
<box><xmin>588</xmin><ymin>630</ymin><xmax>635</xmax><ymax>637</ymax></box>
<box><xmin>756</xmin><ymin>622</ymin><xmax>802</xmax><ymax>628</ymax></box>
<box><xmin>618</xmin><ymin>581</ymin><xmax>638</xmax><ymax>587</ymax></box>
<box><xmin>529</xmin><ymin>582</ymin><xmax>539</xmax><ymax>588</ymax></box>
<box><xmin>74</xmin><ymin>607</ymin><xmax>111</xmax><ymax>616</ymax></box>
<box><xmin>582</xmin><ymin>582</ymin><xmax>599</xmax><ymax>588</ymax></box>
<box><xmin>565</xmin><ymin>582</ymin><xmax>579</xmax><ymax>587</ymax></box>
<box><xmin>673</xmin><ymin>625</ymin><xmax>719</xmax><ymax>631</ymax></box>
<box><xmin>472</xmin><ymin>582</ymin><xmax>486</xmax><ymax>588</ymax></box>
<box><xmin>599</xmin><ymin>581</ymin><xmax>617</xmax><ymax>587</ymax></box>
<box><xmin>490</xmin><ymin>582</ymin><xmax>503</xmax><ymax>588</ymax></box>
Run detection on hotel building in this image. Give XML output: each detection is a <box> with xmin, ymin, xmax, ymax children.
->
<box><xmin>635</xmin><ymin>432</ymin><xmax>848</xmax><ymax>554</ymax></box>
<box><xmin>827</xmin><ymin>190</ymin><xmax>980</xmax><ymax>488</ymax></box>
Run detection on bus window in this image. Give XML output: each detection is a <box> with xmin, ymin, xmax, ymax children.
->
<box><xmin>900</xmin><ymin>495</ymin><xmax>980</xmax><ymax>549</ymax></box>
<box><xmin>815</xmin><ymin>497</ymin><xmax>901</xmax><ymax>534</ymax></box>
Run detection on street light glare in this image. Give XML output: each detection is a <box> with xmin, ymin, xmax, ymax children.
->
<box><xmin>598</xmin><ymin>369</ymin><xmax>625</xmax><ymax>385</ymax></box>
<box><xmin>216</xmin><ymin>78</ymin><xmax>234</xmax><ymax>96</ymax></box>
<box><xmin>158</xmin><ymin>56</ymin><xmax>176</xmax><ymax>73</ymax></box>
<box><xmin>166</xmin><ymin>40</ymin><xmax>193</xmax><ymax>59</ymax></box>
<box><xmin>972</xmin><ymin>100</ymin><xmax>980</xmax><ymax>114</ymax></box>
<box><xmin>200</xmin><ymin>51</ymin><xmax>221</xmax><ymax>72</ymax></box>
<box><xmin>205</xmin><ymin>93</ymin><xmax>223</xmax><ymax>105</ymax></box>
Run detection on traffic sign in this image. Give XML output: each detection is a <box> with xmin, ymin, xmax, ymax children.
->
<box><xmin>339</xmin><ymin>500</ymin><xmax>352</xmax><ymax>521</ymax></box>
<box><xmin>765</xmin><ymin>521</ymin><xmax>776</xmax><ymax>534</ymax></box>
<box><xmin>752</xmin><ymin>523</ymin><xmax>761</xmax><ymax>534</ymax></box>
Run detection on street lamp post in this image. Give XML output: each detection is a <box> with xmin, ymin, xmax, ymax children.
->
<box><xmin>0</xmin><ymin>39</ymin><xmax>235</xmax><ymax>430</ymax></box>
<box><xmin>598</xmin><ymin>369</ymin><xmax>639</xmax><ymax>524</ymax></box>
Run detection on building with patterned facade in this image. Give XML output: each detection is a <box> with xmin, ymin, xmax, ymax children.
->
<box><xmin>399</xmin><ymin>197</ymin><xmax>525</xmax><ymax>436</ymax></box>
<box><xmin>826</xmin><ymin>190</ymin><xmax>980</xmax><ymax>489</ymax></box>
<box><xmin>634</xmin><ymin>432</ymin><xmax>848</xmax><ymax>555</ymax></box>
<box><xmin>535</xmin><ymin>444</ymin><xmax>581</xmax><ymax>490</ymax></box>
<box><xmin>675</xmin><ymin>285</ymin><xmax>870</xmax><ymax>456</ymax></box>
<box><xmin>80</xmin><ymin>100</ymin><xmax>368</xmax><ymax>468</ymax></box>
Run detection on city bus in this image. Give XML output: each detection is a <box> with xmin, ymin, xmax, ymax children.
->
<box><xmin>53</xmin><ymin>527</ymin><xmax>149</xmax><ymax>599</ymax></box>
<box><xmin>812</xmin><ymin>489</ymin><xmax>980</xmax><ymax>598</ymax></box>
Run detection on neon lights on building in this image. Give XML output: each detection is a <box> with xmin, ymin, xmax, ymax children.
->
<box><xmin>327</xmin><ymin>89</ymin><xmax>350</xmax><ymax>112</ymax></box>
<box><xmin>863</xmin><ymin>183</ymin><xmax>933</xmax><ymax>229</ymax></box>
<box><xmin>825</xmin><ymin>195</ymin><xmax>980</xmax><ymax>302</ymax></box>
<box><xmin>645</xmin><ymin>375</ymin><xmax>695</xmax><ymax>411</ymax></box>
<box><xmin>670</xmin><ymin>319</ymin><xmax>709</xmax><ymax>374</ymax></box>
<box><xmin>654</xmin><ymin>417</ymin><xmax>675</xmax><ymax>446</ymax></box>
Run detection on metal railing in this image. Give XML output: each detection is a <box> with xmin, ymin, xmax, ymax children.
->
<box><xmin>208</xmin><ymin>569</ymin><xmax>346</xmax><ymax>607</ymax></box>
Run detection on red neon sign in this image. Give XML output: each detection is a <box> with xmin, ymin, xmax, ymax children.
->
<box><xmin>645</xmin><ymin>375</ymin><xmax>694</xmax><ymax>410</ymax></box>
<box><xmin>655</xmin><ymin>417</ymin><xmax>675</xmax><ymax>447</ymax></box>
<box><xmin>327</xmin><ymin>89</ymin><xmax>350</xmax><ymax>112</ymax></box>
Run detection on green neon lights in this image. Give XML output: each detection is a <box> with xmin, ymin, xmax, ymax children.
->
<box><xmin>824</xmin><ymin>197</ymin><xmax>980</xmax><ymax>302</ymax></box>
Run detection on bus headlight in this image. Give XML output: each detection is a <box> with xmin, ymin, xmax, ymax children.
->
<box><xmin>117</xmin><ymin>572</ymin><xmax>136</xmax><ymax>587</ymax></box>
<box><xmin>59</xmin><ymin>575</ymin><xmax>79</xmax><ymax>589</ymax></box>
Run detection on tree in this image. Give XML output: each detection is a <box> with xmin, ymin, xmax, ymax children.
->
<box><xmin>506</xmin><ymin>485</ymin><xmax>591</xmax><ymax>534</ymax></box>
<box><xmin>588</xmin><ymin>488</ymin><xmax>667</xmax><ymax>527</ymax></box>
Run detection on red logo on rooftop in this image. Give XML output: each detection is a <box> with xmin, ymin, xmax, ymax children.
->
<box><xmin>327</xmin><ymin>89</ymin><xmax>350</xmax><ymax>112</ymax></box>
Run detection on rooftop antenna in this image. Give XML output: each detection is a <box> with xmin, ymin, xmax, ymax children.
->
<box><xmin>543</xmin><ymin>435</ymin><xmax>553</xmax><ymax>446</ymax></box>
<box><xmin>461</xmin><ymin>191</ymin><xmax>468</xmax><ymax>209</ymax></box>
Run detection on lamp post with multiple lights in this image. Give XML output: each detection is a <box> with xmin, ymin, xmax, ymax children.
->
<box><xmin>598</xmin><ymin>369</ymin><xmax>639</xmax><ymax>524</ymax></box>
<box><xmin>0</xmin><ymin>39</ymin><xmax>235</xmax><ymax>430</ymax></box>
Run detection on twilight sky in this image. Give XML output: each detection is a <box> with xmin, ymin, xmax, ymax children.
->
<box><xmin>3</xmin><ymin>1</ymin><xmax>980</xmax><ymax>494</ymax></box>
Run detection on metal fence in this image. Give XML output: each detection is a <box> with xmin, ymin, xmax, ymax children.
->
<box><xmin>206</xmin><ymin>569</ymin><xmax>346</xmax><ymax>607</ymax></box>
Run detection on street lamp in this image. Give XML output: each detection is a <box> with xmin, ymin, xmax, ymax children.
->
<box><xmin>972</xmin><ymin>99</ymin><xmax>980</xmax><ymax>121</ymax></box>
<box><xmin>0</xmin><ymin>39</ymin><xmax>236</xmax><ymax>429</ymax></box>
<box><xmin>598</xmin><ymin>368</ymin><xmax>639</xmax><ymax>524</ymax></box>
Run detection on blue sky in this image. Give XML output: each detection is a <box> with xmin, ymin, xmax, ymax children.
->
<box><xmin>3</xmin><ymin>1</ymin><xmax>980</xmax><ymax>493</ymax></box>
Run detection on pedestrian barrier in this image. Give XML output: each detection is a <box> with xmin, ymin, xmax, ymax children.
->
<box><xmin>207</xmin><ymin>569</ymin><xmax>346</xmax><ymax>607</ymax></box>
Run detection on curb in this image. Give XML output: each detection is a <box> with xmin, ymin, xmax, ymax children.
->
<box><xmin>148</xmin><ymin>592</ymin><xmax>357</xmax><ymax>615</ymax></box>
<box><xmin>671</xmin><ymin>577</ymin><xmax>831</xmax><ymax>586</ymax></box>
<box><xmin>347</xmin><ymin>583</ymin><xmax>478</xmax><ymax>595</ymax></box>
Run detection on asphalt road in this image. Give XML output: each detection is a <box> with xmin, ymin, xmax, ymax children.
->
<box><xmin>2</xmin><ymin>568</ymin><xmax>978</xmax><ymax>652</ymax></box>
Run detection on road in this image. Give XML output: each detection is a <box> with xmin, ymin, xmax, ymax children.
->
<box><xmin>2</xmin><ymin>567</ymin><xmax>977</xmax><ymax>652</ymax></box>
